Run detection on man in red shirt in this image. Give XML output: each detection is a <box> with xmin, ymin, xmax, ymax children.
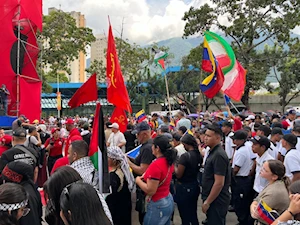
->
<box><xmin>226</xmin><ymin>106</ymin><xmax>245</xmax><ymax>131</ymax></box>
<box><xmin>44</xmin><ymin>128</ymin><xmax>64</xmax><ymax>173</ymax></box>
<box><xmin>64</xmin><ymin>118</ymin><xmax>81</xmax><ymax>156</ymax></box>
<box><xmin>0</xmin><ymin>135</ymin><xmax>12</xmax><ymax>156</ymax></box>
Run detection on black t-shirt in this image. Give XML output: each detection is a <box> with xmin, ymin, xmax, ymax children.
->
<box><xmin>178</xmin><ymin>149</ymin><xmax>203</xmax><ymax>183</ymax></box>
<box><xmin>202</xmin><ymin>144</ymin><xmax>231</xmax><ymax>204</ymax></box>
<box><xmin>0</xmin><ymin>145</ymin><xmax>39</xmax><ymax>172</ymax></box>
<box><xmin>133</xmin><ymin>139</ymin><xmax>155</xmax><ymax>176</ymax></box>
<box><xmin>124</xmin><ymin>130</ymin><xmax>136</xmax><ymax>152</ymax></box>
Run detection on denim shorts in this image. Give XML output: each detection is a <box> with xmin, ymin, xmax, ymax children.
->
<box><xmin>143</xmin><ymin>194</ymin><xmax>174</xmax><ymax>225</ymax></box>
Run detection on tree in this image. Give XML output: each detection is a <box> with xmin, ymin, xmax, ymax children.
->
<box><xmin>265</xmin><ymin>43</ymin><xmax>300</xmax><ymax>112</ymax></box>
<box><xmin>182</xmin><ymin>0</ymin><xmax>300</xmax><ymax>107</ymax></box>
<box><xmin>85</xmin><ymin>60</ymin><xmax>106</xmax><ymax>82</ymax></box>
<box><xmin>39</xmin><ymin>10</ymin><xmax>95</xmax><ymax>91</ymax></box>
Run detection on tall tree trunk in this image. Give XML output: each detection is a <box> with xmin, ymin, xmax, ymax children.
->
<box><xmin>241</xmin><ymin>86</ymin><xmax>250</xmax><ymax>109</ymax></box>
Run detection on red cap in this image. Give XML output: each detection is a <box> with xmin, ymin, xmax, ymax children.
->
<box><xmin>51</xmin><ymin>128</ymin><xmax>60</xmax><ymax>134</ymax></box>
<box><xmin>1</xmin><ymin>135</ymin><xmax>12</xmax><ymax>145</ymax></box>
<box><xmin>65</xmin><ymin>118</ymin><xmax>74</xmax><ymax>125</ymax></box>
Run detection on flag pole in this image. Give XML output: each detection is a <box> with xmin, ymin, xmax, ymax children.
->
<box><xmin>164</xmin><ymin>62</ymin><xmax>172</xmax><ymax>115</ymax></box>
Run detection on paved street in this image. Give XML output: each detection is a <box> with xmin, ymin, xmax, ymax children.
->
<box><xmin>131</xmin><ymin>196</ymin><xmax>238</xmax><ymax>225</ymax></box>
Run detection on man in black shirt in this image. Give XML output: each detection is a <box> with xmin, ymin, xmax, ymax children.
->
<box><xmin>0</xmin><ymin>127</ymin><xmax>38</xmax><ymax>183</ymax></box>
<box><xmin>127</xmin><ymin>122</ymin><xmax>155</xmax><ymax>225</ymax></box>
<box><xmin>124</xmin><ymin>124</ymin><xmax>137</xmax><ymax>153</ymax></box>
<box><xmin>0</xmin><ymin>84</ymin><xmax>10</xmax><ymax>115</ymax></box>
<box><xmin>202</xmin><ymin>125</ymin><xmax>231</xmax><ymax>225</ymax></box>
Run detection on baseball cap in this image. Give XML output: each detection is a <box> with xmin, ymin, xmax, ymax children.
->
<box><xmin>246</xmin><ymin>115</ymin><xmax>255</xmax><ymax>121</ymax></box>
<box><xmin>222</xmin><ymin>121</ymin><xmax>232</xmax><ymax>128</ymax></box>
<box><xmin>288</xmin><ymin>109</ymin><xmax>297</xmax><ymax>115</ymax></box>
<box><xmin>251</xmin><ymin>136</ymin><xmax>271</xmax><ymax>149</ymax></box>
<box><xmin>51</xmin><ymin>128</ymin><xmax>60</xmax><ymax>134</ymax></box>
<box><xmin>258</xmin><ymin>125</ymin><xmax>271</xmax><ymax>137</ymax></box>
<box><xmin>1</xmin><ymin>135</ymin><xmax>12</xmax><ymax>145</ymax></box>
<box><xmin>109</xmin><ymin>123</ymin><xmax>119</xmax><ymax>129</ymax></box>
<box><xmin>271</xmin><ymin>127</ymin><xmax>283</xmax><ymax>136</ymax></box>
<box><xmin>65</xmin><ymin>118</ymin><xmax>74</xmax><ymax>125</ymax></box>
<box><xmin>132</xmin><ymin>122</ymin><xmax>151</xmax><ymax>134</ymax></box>
<box><xmin>19</xmin><ymin>114</ymin><xmax>27</xmax><ymax>120</ymax></box>
<box><xmin>283</xmin><ymin>134</ymin><xmax>298</xmax><ymax>147</ymax></box>
<box><xmin>231</xmin><ymin>130</ymin><xmax>248</xmax><ymax>140</ymax></box>
<box><xmin>12</xmin><ymin>127</ymin><xmax>27</xmax><ymax>138</ymax></box>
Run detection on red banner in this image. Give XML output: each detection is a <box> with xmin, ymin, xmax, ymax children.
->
<box><xmin>110</xmin><ymin>107</ymin><xmax>128</xmax><ymax>133</ymax></box>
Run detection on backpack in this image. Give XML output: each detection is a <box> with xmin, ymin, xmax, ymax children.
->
<box><xmin>28</xmin><ymin>136</ymin><xmax>44</xmax><ymax>166</ymax></box>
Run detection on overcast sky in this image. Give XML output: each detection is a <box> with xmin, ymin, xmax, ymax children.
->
<box><xmin>43</xmin><ymin>0</ymin><xmax>212</xmax><ymax>45</ymax></box>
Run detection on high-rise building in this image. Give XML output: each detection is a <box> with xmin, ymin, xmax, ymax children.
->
<box><xmin>48</xmin><ymin>8</ymin><xmax>86</xmax><ymax>82</ymax></box>
<box><xmin>89</xmin><ymin>34</ymin><xmax>107</xmax><ymax>82</ymax></box>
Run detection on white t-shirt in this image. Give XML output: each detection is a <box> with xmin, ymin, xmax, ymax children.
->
<box><xmin>24</xmin><ymin>135</ymin><xmax>39</xmax><ymax>147</ymax></box>
<box><xmin>232</xmin><ymin>145</ymin><xmax>251</xmax><ymax>176</ymax></box>
<box><xmin>175</xmin><ymin>144</ymin><xmax>186</xmax><ymax>158</ymax></box>
<box><xmin>284</xmin><ymin>148</ymin><xmax>300</xmax><ymax>180</ymax></box>
<box><xmin>286</xmin><ymin>119</ymin><xmax>294</xmax><ymax>130</ymax></box>
<box><xmin>268</xmin><ymin>142</ymin><xmax>279</xmax><ymax>159</ymax></box>
<box><xmin>296</xmin><ymin>137</ymin><xmax>300</xmax><ymax>151</ymax></box>
<box><xmin>245</xmin><ymin>141</ymin><xmax>257</xmax><ymax>168</ymax></box>
<box><xmin>225</xmin><ymin>132</ymin><xmax>235</xmax><ymax>159</ymax></box>
<box><xmin>253</xmin><ymin>151</ymin><xmax>274</xmax><ymax>193</ymax></box>
<box><xmin>107</xmin><ymin>131</ymin><xmax>126</xmax><ymax>152</ymax></box>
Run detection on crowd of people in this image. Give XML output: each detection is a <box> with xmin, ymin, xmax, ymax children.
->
<box><xmin>0</xmin><ymin>107</ymin><xmax>300</xmax><ymax>225</ymax></box>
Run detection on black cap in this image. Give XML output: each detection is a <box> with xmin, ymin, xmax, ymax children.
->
<box><xmin>160</xmin><ymin>125</ymin><xmax>169</xmax><ymax>133</ymax></box>
<box><xmin>288</xmin><ymin>109</ymin><xmax>297</xmax><ymax>115</ymax></box>
<box><xmin>251</xmin><ymin>136</ymin><xmax>271</xmax><ymax>149</ymax></box>
<box><xmin>12</xmin><ymin>127</ymin><xmax>27</xmax><ymax>138</ymax></box>
<box><xmin>231</xmin><ymin>130</ymin><xmax>248</xmax><ymax>140</ymax></box>
<box><xmin>132</xmin><ymin>122</ymin><xmax>151</xmax><ymax>134</ymax></box>
<box><xmin>283</xmin><ymin>134</ymin><xmax>298</xmax><ymax>147</ymax></box>
<box><xmin>19</xmin><ymin>114</ymin><xmax>27</xmax><ymax>120</ymax></box>
<box><xmin>271</xmin><ymin>127</ymin><xmax>283</xmax><ymax>136</ymax></box>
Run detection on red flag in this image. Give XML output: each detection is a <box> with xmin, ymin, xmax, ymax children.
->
<box><xmin>89</xmin><ymin>102</ymin><xmax>110</xmax><ymax>193</ymax></box>
<box><xmin>110</xmin><ymin>107</ymin><xmax>128</xmax><ymax>133</ymax></box>
<box><xmin>68</xmin><ymin>73</ymin><xmax>98</xmax><ymax>109</ymax></box>
<box><xmin>106</xmin><ymin>23</ymin><xmax>132</xmax><ymax>113</ymax></box>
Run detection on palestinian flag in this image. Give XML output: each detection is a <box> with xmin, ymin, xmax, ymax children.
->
<box><xmin>89</xmin><ymin>102</ymin><xmax>110</xmax><ymax>193</ymax></box>
<box><xmin>204</xmin><ymin>31</ymin><xmax>247</xmax><ymax>101</ymax></box>
<box><xmin>153</xmin><ymin>48</ymin><xmax>168</xmax><ymax>70</ymax></box>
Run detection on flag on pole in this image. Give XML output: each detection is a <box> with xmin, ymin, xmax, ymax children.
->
<box><xmin>200</xmin><ymin>38</ymin><xmax>225</xmax><ymax>98</ymax></box>
<box><xmin>153</xmin><ymin>48</ymin><xmax>168</xmax><ymax>70</ymax></box>
<box><xmin>224</xmin><ymin>95</ymin><xmax>231</xmax><ymax>105</ymax></box>
<box><xmin>135</xmin><ymin>109</ymin><xmax>147</xmax><ymax>123</ymax></box>
<box><xmin>68</xmin><ymin>73</ymin><xmax>98</xmax><ymax>109</ymax></box>
<box><xmin>106</xmin><ymin>22</ymin><xmax>132</xmax><ymax>113</ymax></box>
<box><xmin>110</xmin><ymin>107</ymin><xmax>128</xmax><ymax>133</ymax></box>
<box><xmin>204</xmin><ymin>31</ymin><xmax>247</xmax><ymax>101</ymax></box>
<box><xmin>126</xmin><ymin>145</ymin><xmax>142</xmax><ymax>159</ymax></box>
<box><xmin>89</xmin><ymin>102</ymin><xmax>110</xmax><ymax>193</ymax></box>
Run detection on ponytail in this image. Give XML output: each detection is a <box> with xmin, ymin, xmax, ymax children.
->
<box><xmin>153</xmin><ymin>135</ymin><xmax>177</xmax><ymax>165</ymax></box>
<box><xmin>162</xmin><ymin>147</ymin><xmax>177</xmax><ymax>166</ymax></box>
<box><xmin>282</xmin><ymin>176</ymin><xmax>291</xmax><ymax>190</ymax></box>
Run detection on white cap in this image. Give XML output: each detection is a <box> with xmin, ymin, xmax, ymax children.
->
<box><xmin>109</xmin><ymin>122</ymin><xmax>119</xmax><ymax>129</ymax></box>
<box><xmin>246</xmin><ymin>115</ymin><xmax>255</xmax><ymax>121</ymax></box>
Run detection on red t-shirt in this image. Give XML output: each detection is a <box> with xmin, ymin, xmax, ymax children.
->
<box><xmin>51</xmin><ymin>156</ymin><xmax>69</xmax><ymax>174</ymax></box>
<box><xmin>0</xmin><ymin>146</ymin><xmax>9</xmax><ymax>156</ymax></box>
<box><xmin>64</xmin><ymin>128</ymin><xmax>82</xmax><ymax>156</ymax></box>
<box><xmin>143</xmin><ymin>157</ymin><xmax>174</xmax><ymax>202</ymax></box>
<box><xmin>44</xmin><ymin>137</ymin><xmax>65</xmax><ymax>157</ymax></box>
<box><xmin>233</xmin><ymin>118</ymin><xmax>243</xmax><ymax>131</ymax></box>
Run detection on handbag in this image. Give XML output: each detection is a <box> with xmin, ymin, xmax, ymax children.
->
<box><xmin>135</xmin><ymin>166</ymin><xmax>171</xmax><ymax>213</ymax></box>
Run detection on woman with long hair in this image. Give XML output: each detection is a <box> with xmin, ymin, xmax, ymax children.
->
<box><xmin>0</xmin><ymin>183</ymin><xmax>28</xmax><ymax>225</ymax></box>
<box><xmin>250</xmin><ymin>160</ymin><xmax>290</xmax><ymax>224</ymax></box>
<box><xmin>175</xmin><ymin>133</ymin><xmax>203</xmax><ymax>225</ymax></box>
<box><xmin>44</xmin><ymin>166</ymin><xmax>112</xmax><ymax>225</ymax></box>
<box><xmin>60</xmin><ymin>182</ymin><xmax>112</xmax><ymax>225</ymax></box>
<box><xmin>136</xmin><ymin>135</ymin><xmax>177</xmax><ymax>225</ymax></box>
<box><xmin>106</xmin><ymin>146</ymin><xmax>135</xmax><ymax>225</ymax></box>
<box><xmin>1</xmin><ymin>161</ymin><xmax>42</xmax><ymax>225</ymax></box>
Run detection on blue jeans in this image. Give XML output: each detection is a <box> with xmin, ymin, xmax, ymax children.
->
<box><xmin>143</xmin><ymin>194</ymin><xmax>174</xmax><ymax>225</ymax></box>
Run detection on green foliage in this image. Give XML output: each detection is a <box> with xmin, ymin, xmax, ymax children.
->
<box><xmin>182</xmin><ymin>0</ymin><xmax>300</xmax><ymax>107</ymax></box>
<box><xmin>86</xmin><ymin>60</ymin><xmax>106</xmax><ymax>82</ymax></box>
<box><xmin>39</xmin><ymin>10</ymin><xmax>95</xmax><ymax>91</ymax></box>
<box><xmin>265</xmin><ymin>42</ymin><xmax>300</xmax><ymax>112</ymax></box>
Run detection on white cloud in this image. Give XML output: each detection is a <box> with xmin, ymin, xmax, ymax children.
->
<box><xmin>43</xmin><ymin>0</ymin><xmax>210</xmax><ymax>45</ymax></box>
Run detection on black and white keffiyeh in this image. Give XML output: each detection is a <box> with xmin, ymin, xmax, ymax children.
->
<box><xmin>0</xmin><ymin>199</ymin><xmax>28</xmax><ymax>211</ymax></box>
<box><xmin>107</xmin><ymin>146</ymin><xmax>136</xmax><ymax>192</ymax></box>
